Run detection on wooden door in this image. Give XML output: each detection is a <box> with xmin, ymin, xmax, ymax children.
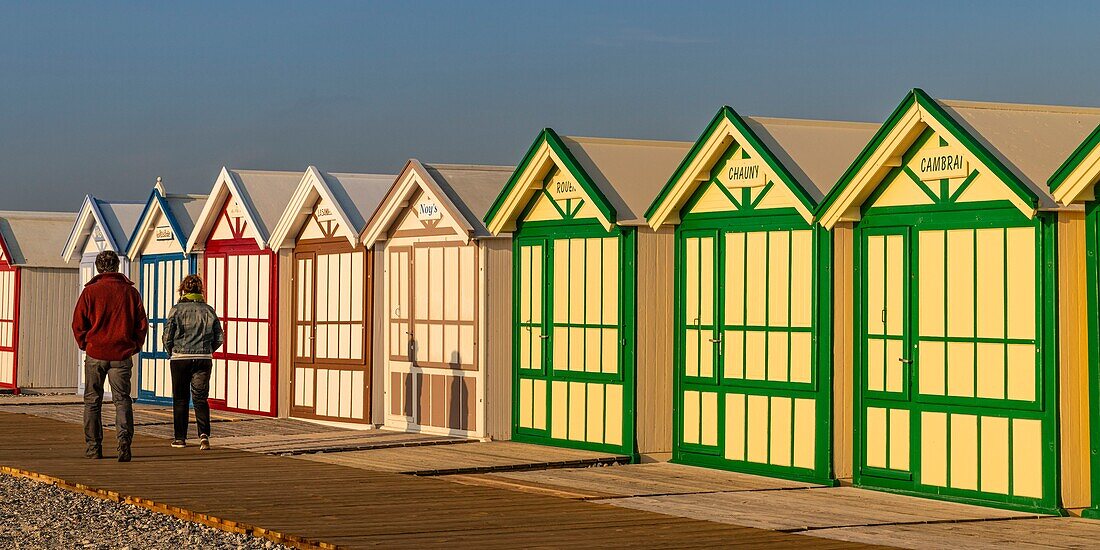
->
<box><xmin>290</xmin><ymin>245</ymin><xmax>370</xmax><ymax>423</ymax></box>
<box><xmin>0</xmin><ymin>263</ymin><xmax>17</xmax><ymax>390</ymax></box>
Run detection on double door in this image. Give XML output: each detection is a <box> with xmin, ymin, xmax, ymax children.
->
<box><xmin>514</xmin><ymin>233</ymin><xmax>629</xmax><ymax>453</ymax></box>
<box><xmin>290</xmin><ymin>245</ymin><xmax>370</xmax><ymax>423</ymax></box>
<box><xmin>137</xmin><ymin>254</ymin><xmax>192</xmax><ymax>405</ymax></box>
<box><xmin>858</xmin><ymin>223</ymin><xmax>1050</xmax><ymax>508</ymax></box>
<box><xmin>0</xmin><ymin>264</ymin><xmax>16</xmax><ymax>390</ymax></box>
<box><xmin>676</xmin><ymin>225</ymin><xmax>822</xmax><ymax>480</ymax></box>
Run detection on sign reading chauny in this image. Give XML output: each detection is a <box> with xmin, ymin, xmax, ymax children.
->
<box><xmin>717</xmin><ymin>157</ymin><xmax>765</xmax><ymax>188</ymax></box>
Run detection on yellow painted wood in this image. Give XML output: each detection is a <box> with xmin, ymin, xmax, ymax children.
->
<box><xmin>980</xmin><ymin>415</ymin><xmax>1009</xmax><ymax>495</ymax></box>
<box><xmin>586</xmin><ymin>383</ymin><xmax>604</xmax><ymax>444</ymax></box>
<box><xmin>951</xmin><ymin>413</ymin><xmax>978</xmax><ymax>491</ymax></box>
<box><xmin>789</xmin><ymin>332</ymin><xmax>811</xmax><ymax>384</ymax></box>
<box><xmin>724</xmin><ymin>330</ymin><xmax>744</xmax><ymax>379</ymax></box>
<box><xmin>745</xmin><ymin>331</ymin><xmax>765</xmax><ymax>380</ymax></box>
<box><xmin>889</xmin><ymin>409</ymin><xmax>910</xmax><ymax>471</ymax></box>
<box><xmin>866</xmin><ymin>235</ymin><xmax>885</xmax><ymax>336</ymax></box>
<box><xmin>604</xmin><ymin>384</ymin><xmax>623</xmax><ymax>446</ymax></box>
<box><xmin>918</xmin><ymin>231</ymin><xmax>945</xmax><ymax>337</ymax></box>
<box><xmin>918</xmin><ymin>341</ymin><xmax>945</xmax><ymax>396</ymax></box>
<box><xmin>921</xmin><ymin>411</ymin><xmax>948</xmax><ymax>487</ymax></box>
<box><xmin>768</xmin><ymin>231</ymin><xmax>789</xmax><ymax>326</ymax></box>
<box><xmin>519</xmin><ymin>378</ymin><xmax>533</xmax><ymax>428</ymax></box>
<box><xmin>946</xmin><ymin>229</ymin><xmax>975</xmax><ymax>338</ymax></box>
<box><xmin>745</xmin><ymin>232</ymin><xmax>766</xmax><ymax>326</ymax></box>
<box><xmin>885</xmin><ymin>339</ymin><xmax>903</xmax><ymax>393</ymax></box>
<box><xmin>533</xmin><ymin>379</ymin><xmax>547</xmax><ymax>430</ymax></box>
<box><xmin>767</xmin><ymin>332</ymin><xmax>788</xmax><ymax>382</ymax></box>
<box><xmin>724</xmin><ymin>232</ymin><xmax>745</xmax><ymax>326</ymax></box>
<box><xmin>688</xmin><ymin>183</ymin><xmax>737</xmax><ymax>214</ymax></box>
<box><xmin>551</xmin><ymin>380</ymin><xmax>567</xmax><ymax>439</ymax></box>
<box><xmin>947</xmin><ymin>342</ymin><xmax>975</xmax><ymax>397</ymax></box>
<box><xmin>770</xmin><ymin>396</ymin><xmax>792</xmax><ymax>467</ymax></box>
<box><xmin>1057</xmin><ymin>211</ymin><xmax>1092</xmax><ymax>509</ymax></box>
<box><xmin>746</xmin><ymin>395</ymin><xmax>768</xmax><ymax>463</ymax></box>
<box><xmin>790</xmin><ymin>230</ymin><xmax>812</xmax><ymax>328</ymax></box>
<box><xmin>976</xmin><ymin>343</ymin><xmax>1005</xmax><ymax>400</ymax></box>
<box><xmin>568</xmin><ymin>381</ymin><xmax>585</xmax><ymax>441</ymax></box>
<box><xmin>700</xmin><ymin>391</ymin><xmax>718</xmax><ymax>447</ymax></box>
<box><xmin>1006</xmin><ymin>227</ymin><xmax>1036</xmax><ymax>340</ymax></box>
<box><xmin>885</xmin><ymin>235</ymin><xmax>903</xmax><ymax>336</ymax></box>
<box><xmin>866</xmin><ymin>339</ymin><xmax>884</xmax><ymax>392</ymax></box>
<box><xmin>523</xmin><ymin>193</ymin><xmax>565</xmax><ymax>222</ymax></box>
<box><xmin>793</xmin><ymin>398</ymin><xmax>815</xmax><ymax>469</ymax></box>
<box><xmin>725</xmin><ymin>393</ymin><xmax>746</xmax><ymax>461</ymax></box>
<box><xmin>683</xmin><ymin>390</ymin><xmax>700</xmax><ymax>445</ymax></box>
<box><xmin>976</xmin><ymin>229</ymin><xmax>1006</xmax><ymax>339</ymax></box>
<box><xmin>1007</xmin><ymin>344</ymin><xmax>1035</xmax><ymax>402</ymax></box>
<box><xmin>871</xmin><ymin>175</ymin><xmax>936</xmax><ymax>208</ymax></box>
<box><xmin>1012</xmin><ymin>418</ymin><xmax>1043</xmax><ymax>498</ymax></box>
<box><xmin>866</xmin><ymin>407</ymin><xmax>887</xmax><ymax>469</ymax></box>
<box><xmin>754</xmin><ymin>180</ymin><xmax>801</xmax><ymax>211</ymax></box>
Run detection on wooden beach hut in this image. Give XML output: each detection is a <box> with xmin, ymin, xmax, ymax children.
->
<box><xmin>125</xmin><ymin>179</ymin><xmax>206</xmax><ymax>405</ymax></box>
<box><xmin>267</xmin><ymin>166</ymin><xmax>393</xmax><ymax>425</ymax></box>
<box><xmin>361</xmin><ymin>160</ymin><xmax>514</xmax><ymax>439</ymax></box>
<box><xmin>484</xmin><ymin>130</ymin><xmax>690</xmax><ymax>458</ymax></box>
<box><xmin>185</xmin><ymin>167</ymin><xmax>300</xmax><ymax>417</ymax></box>
<box><xmin>1049</xmin><ymin>120</ymin><xmax>1100</xmax><ymax>517</ymax></box>
<box><xmin>817</xmin><ymin>89</ymin><xmax>1100</xmax><ymax>513</ymax></box>
<box><xmin>644</xmin><ymin>107</ymin><xmax>877</xmax><ymax>483</ymax></box>
<box><xmin>0</xmin><ymin>211</ymin><xmax>79</xmax><ymax>393</ymax></box>
<box><xmin>61</xmin><ymin>196</ymin><xmax>145</xmax><ymax>397</ymax></box>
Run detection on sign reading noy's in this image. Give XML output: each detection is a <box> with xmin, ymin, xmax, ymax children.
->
<box><xmin>915</xmin><ymin>150</ymin><xmax>969</xmax><ymax>181</ymax></box>
<box><xmin>546</xmin><ymin>171</ymin><xmax>582</xmax><ymax>200</ymax></box>
<box><xmin>154</xmin><ymin>225</ymin><xmax>173</xmax><ymax>241</ymax></box>
<box><xmin>416</xmin><ymin>198</ymin><xmax>442</xmax><ymax>221</ymax></box>
<box><xmin>717</xmin><ymin>156</ymin><xmax>765</xmax><ymax>188</ymax></box>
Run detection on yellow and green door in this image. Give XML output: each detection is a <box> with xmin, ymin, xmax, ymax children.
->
<box><xmin>646</xmin><ymin>107</ymin><xmax>836</xmax><ymax>483</ymax></box>
<box><xmin>820</xmin><ymin>89</ymin><xmax>1059</xmax><ymax>513</ymax></box>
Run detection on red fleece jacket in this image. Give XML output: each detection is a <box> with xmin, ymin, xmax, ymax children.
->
<box><xmin>72</xmin><ymin>272</ymin><xmax>149</xmax><ymax>361</ymax></box>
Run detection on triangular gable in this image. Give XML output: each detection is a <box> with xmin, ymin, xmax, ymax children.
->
<box><xmin>484</xmin><ymin>129</ymin><xmax>616</xmax><ymax>234</ymax></box>
<box><xmin>362</xmin><ymin>160</ymin><xmax>477</xmax><ymax>247</ymax></box>
<box><xmin>126</xmin><ymin>187</ymin><xmax>189</xmax><ymax>257</ymax></box>
<box><xmin>62</xmin><ymin>196</ymin><xmax>124</xmax><ymax>262</ymax></box>
<box><xmin>185</xmin><ymin>167</ymin><xmax>269</xmax><ymax>252</ymax></box>
<box><xmin>646</xmin><ymin>106</ymin><xmax>817</xmax><ymax>228</ymax></box>
<box><xmin>817</xmin><ymin>89</ymin><xmax>1041</xmax><ymax>229</ymax></box>
<box><xmin>1050</xmin><ymin>124</ymin><xmax>1100</xmax><ymax>204</ymax></box>
<box><xmin>270</xmin><ymin>166</ymin><xmax>362</xmax><ymax>249</ymax></box>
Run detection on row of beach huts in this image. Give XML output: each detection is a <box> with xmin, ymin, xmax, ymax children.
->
<box><xmin>6</xmin><ymin>88</ymin><xmax>1100</xmax><ymax>516</ymax></box>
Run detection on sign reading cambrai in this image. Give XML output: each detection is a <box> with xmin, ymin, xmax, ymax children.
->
<box><xmin>416</xmin><ymin>199</ymin><xmax>442</xmax><ymax>221</ymax></box>
<box><xmin>718</xmin><ymin>157</ymin><xmax>765</xmax><ymax>188</ymax></box>
<box><xmin>154</xmin><ymin>225</ymin><xmax>173</xmax><ymax>241</ymax></box>
<box><xmin>547</xmin><ymin>171</ymin><xmax>582</xmax><ymax>200</ymax></box>
<box><xmin>915</xmin><ymin>150</ymin><xmax>968</xmax><ymax>181</ymax></box>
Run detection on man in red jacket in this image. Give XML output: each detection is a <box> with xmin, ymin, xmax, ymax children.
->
<box><xmin>72</xmin><ymin>250</ymin><xmax>148</xmax><ymax>462</ymax></box>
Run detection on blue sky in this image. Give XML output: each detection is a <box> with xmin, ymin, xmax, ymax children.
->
<box><xmin>3</xmin><ymin>1</ymin><xmax>1099</xmax><ymax>210</ymax></box>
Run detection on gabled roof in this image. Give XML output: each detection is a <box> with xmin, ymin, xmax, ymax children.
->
<box><xmin>646</xmin><ymin>106</ymin><xmax>878</xmax><ymax>228</ymax></box>
<box><xmin>185</xmin><ymin>167</ymin><xmax>302</xmax><ymax>252</ymax></box>
<box><xmin>817</xmin><ymin>89</ymin><xmax>1100</xmax><ymax>228</ymax></box>
<box><xmin>0</xmin><ymin>211</ymin><xmax>79</xmax><ymax>268</ymax></box>
<box><xmin>362</xmin><ymin>160</ymin><xmax>514</xmax><ymax>247</ymax></box>
<box><xmin>126</xmin><ymin>183</ymin><xmax>207</xmax><ymax>257</ymax></box>
<box><xmin>61</xmin><ymin>195</ymin><xmax>145</xmax><ymax>262</ymax></box>
<box><xmin>269</xmin><ymin>166</ymin><xmax>395</xmax><ymax>249</ymax></box>
<box><xmin>1049</xmin><ymin>123</ymin><xmax>1100</xmax><ymax>204</ymax></box>
<box><xmin>484</xmin><ymin>128</ymin><xmax>691</xmax><ymax>234</ymax></box>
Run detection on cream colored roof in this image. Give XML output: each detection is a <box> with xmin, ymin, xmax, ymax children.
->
<box><xmin>937</xmin><ymin>99</ymin><xmax>1100</xmax><ymax>207</ymax></box>
<box><xmin>0</xmin><ymin>211</ymin><xmax>78</xmax><ymax>268</ymax></box>
<box><xmin>559</xmin><ymin>136</ymin><xmax>693</xmax><ymax>225</ymax></box>
<box><xmin>230</xmin><ymin>169</ymin><xmax>303</xmax><ymax>238</ymax></box>
<box><xmin>743</xmin><ymin>117</ymin><xmax>879</xmax><ymax>200</ymax></box>
<box><xmin>422</xmin><ymin>163</ymin><xmax>515</xmax><ymax>236</ymax></box>
<box><xmin>162</xmin><ymin>194</ymin><xmax>207</xmax><ymax>244</ymax></box>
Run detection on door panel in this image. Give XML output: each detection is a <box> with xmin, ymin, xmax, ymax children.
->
<box><xmin>0</xmin><ymin>266</ymin><xmax>16</xmax><ymax>389</ymax></box>
<box><xmin>138</xmin><ymin>255</ymin><xmax>191</xmax><ymax>405</ymax></box>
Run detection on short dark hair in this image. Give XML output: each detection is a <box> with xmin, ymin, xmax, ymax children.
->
<box><xmin>95</xmin><ymin>250</ymin><xmax>120</xmax><ymax>273</ymax></box>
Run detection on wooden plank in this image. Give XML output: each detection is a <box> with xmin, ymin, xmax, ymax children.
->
<box><xmin>0</xmin><ymin>411</ymin><xmax>876</xmax><ymax>549</ymax></box>
<box><xmin>807</xmin><ymin>517</ymin><xmax>1100</xmax><ymax>550</ymax></box>
<box><xmin>1057</xmin><ymin>211</ymin><xmax>1091</xmax><ymax>510</ymax></box>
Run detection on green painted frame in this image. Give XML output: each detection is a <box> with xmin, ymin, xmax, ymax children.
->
<box><xmin>670</xmin><ymin>185</ymin><xmax>834</xmax><ymax>484</ymax></box>
<box><xmin>1082</xmin><ymin>199</ymin><xmax>1100</xmax><ymax>519</ymax></box>
<box><xmin>852</xmin><ymin>202</ymin><xmax>1062</xmax><ymax>515</ymax></box>
<box><xmin>510</xmin><ymin>215</ymin><xmax>638</xmax><ymax>457</ymax></box>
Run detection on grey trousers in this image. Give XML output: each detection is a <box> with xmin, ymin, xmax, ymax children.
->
<box><xmin>83</xmin><ymin>356</ymin><xmax>134</xmax><ymax>448</ymax></box>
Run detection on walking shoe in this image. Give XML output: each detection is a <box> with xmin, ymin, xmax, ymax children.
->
<box><xmin>117</xmin><ymin>445</ymin><xmax>131</xmax><ymax>463</ymax></box>
<box><xmin>199</xmin><ymin>435</ymin><xmax>210</xmax><ymax>451</ymax></box>
<box><xmin>171</xmin><ymin>439</ymin><xmax>186</xmax><ymax>448</ymax></box>
<box><xmin>85</xmin><ymin>444</ymin><xmax>102</xmax><ymax>459</ymax></box>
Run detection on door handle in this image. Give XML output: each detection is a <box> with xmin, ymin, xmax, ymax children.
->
<box><xmin>708</xmin><ymin>338</ymin><xmax>722</xmax><ymax>344</ymax></box>
<box><xmin>898</xmin><ymin>358</ymin><xmax>912</xmax><ymax>364</ymax></box>
<box><xmin>539</xmin><ymin>335</ymin><xmax>550</xmax><ymax>340</ymax></box>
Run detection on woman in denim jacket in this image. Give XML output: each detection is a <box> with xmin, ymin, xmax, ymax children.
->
<box><xmin>163</xmin><ymin>274</ymin><xmax>223</xmax><ymax>450</ymax></box>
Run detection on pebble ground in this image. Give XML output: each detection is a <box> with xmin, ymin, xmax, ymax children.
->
<box><xmin>0</xmin><ymin>473</ymin><xmax>288</xmax><ymax>549</ymax></box>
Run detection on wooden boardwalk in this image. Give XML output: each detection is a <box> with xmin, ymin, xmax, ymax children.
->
<box><xmin>0</xmin><ymin>411</ymin><xmax>878</xmax><ymax>549</ymax></box>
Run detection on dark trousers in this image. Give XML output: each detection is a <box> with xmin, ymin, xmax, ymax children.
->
<box><xmin>83</xmin><ymin>356</ymin><xmax>134</xmax><ymax>449</ymax></box>
<box><xmin>170</xmin><ymin>359</ymin><xmax>212</xmax><ymax>440</ymax></box>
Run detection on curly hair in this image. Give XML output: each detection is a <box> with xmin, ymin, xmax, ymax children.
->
<box><xmin>95</xmin><ymin>251</ymin><xmax>120</xmax><ymax>274</ymax></box>
<box><xmin>177</xmin><ymin>274</ymin><xmax>204</xmax><ymax>296</ymax></box>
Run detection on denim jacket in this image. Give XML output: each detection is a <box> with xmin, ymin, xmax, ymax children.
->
<box><xmin>163</xmin><ymin>299</ymin><xmax>224</xmax><ymax>357</ymax></box>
